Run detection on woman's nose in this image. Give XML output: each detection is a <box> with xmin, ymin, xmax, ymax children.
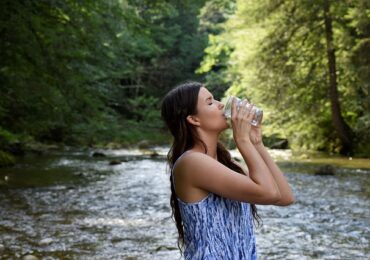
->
<box><xmin>218</xmin><ymin>100</ymin><xmax>224</xmax><ymax>109</ymax></box>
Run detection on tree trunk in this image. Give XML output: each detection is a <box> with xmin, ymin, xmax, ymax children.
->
<box><xmin>323</xmin><ymin>0</ymin><xmax>353</xmax><ymax>154</ymax></box>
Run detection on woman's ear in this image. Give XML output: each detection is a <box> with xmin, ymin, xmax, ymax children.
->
<box><xmin>186</xmin><ymin>115</ymin><xmax>200</xmax><ymax>126</ymax></box>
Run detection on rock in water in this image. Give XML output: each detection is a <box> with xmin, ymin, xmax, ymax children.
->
<box><xmin>109</xmin><ymin>160</ymin><xmax>122</xmax><ymax>165</ymax></box>
<box><xmin>270</xmin><ymin>139</ymin><xmax>289</xmax><ymax>149</ymax></box>
<box><xmin>92</xmin><ymin>152</ymin><xmax>106</xmax><ymax>157</ymax></box>
<box><xmin>39</xmin><ymin>238</ymin><xmax>53</xmax><ymax>245</ymax></box>
<box><xmin>150</xmin><ymin>151</ymin><xmax>159</xmax><ymax>158</ymax></box>
<box><xmin>314</xmin><ymin>165</ymin><xmax>335</xmax><ymax>176</ymax></box>
<box><xmin>137</xmin><ymin>140</ymin><xmax>150</xmax><ymax>149</ymax></box>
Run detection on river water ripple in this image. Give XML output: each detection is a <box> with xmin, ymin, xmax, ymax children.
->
<box><xmin>0</xmin><ymin>148</ymin><xmax>369</xmax><ymax>259</ymax></box>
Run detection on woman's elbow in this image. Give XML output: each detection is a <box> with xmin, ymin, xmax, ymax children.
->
<box><xmin>268</xmin><ymin>188</ymin><xmax>282</xmax><ymax>204</ymax></box>
<box><xmin>276</xmin><ymin>194</ymin><xmax>295</xmax><ymax>206</ymax></box>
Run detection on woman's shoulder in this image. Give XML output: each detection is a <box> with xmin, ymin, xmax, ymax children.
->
<box><xmin>173</xmin><ymin>150</ymin><xmax>217</xmax><ymax>174</ymax></box>
<box><xmin>174</xmin><ymin>150</ymin><xmax>208</xmax><ymax>167</ymax></box>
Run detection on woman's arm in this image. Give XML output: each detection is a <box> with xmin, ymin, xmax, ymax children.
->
<box><xmin>236</xmin><ymin>138</ymin><xmax>281</xmax><ymax>203</ymax></box>
<box><xmin>254</xmin><ymin>143</ymin><xmax>295</xmax><ymax>206</ymax></box>
<box><xmin>231</xmin><ymin>98</ymin><xmax>281</xmax><ymax>203</ymax></box>
<box><xmin>249</xmin><ymin>124</ymin><xmax>294</xmax><ymax>206</ymax></box>
<box><xmin>175</xmin><ymin>150</ymin><xmax>281</xmax><ymax>205</ymax></box>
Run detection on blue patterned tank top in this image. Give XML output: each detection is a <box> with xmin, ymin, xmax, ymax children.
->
<box><xmin>172</xmin><ymin>154</ymin><xmax>257</xmax><ymax>260</ymax></box>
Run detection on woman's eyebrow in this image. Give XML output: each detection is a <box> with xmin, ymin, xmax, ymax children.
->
<box><xmin>205</xmin><ymin>96</ymin><xmax>213</xmax><ymax>101</ymax></box>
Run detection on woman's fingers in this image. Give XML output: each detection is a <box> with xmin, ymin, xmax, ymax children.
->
<box><xmin>238</xmin><ymin>100</ymin><xmax>248</xmax><ymax>118</ymax></box>
<box><xmin>246</xmin><ymin>103</ymin><xmax>256</xmax><ymax>123</ymax></box>
<box><xmin>231</xmin><ymin>98</ymin><xmax>256</xmax><ymax>126</ymax></box>
<box><xmin>239</xmin><ymin>101</ymin><xmax>254</xmax><ymax>123</ymax></box>
<box><xmin>231</xmin><ymin>96</ymin><xmax>237</xmax><ymax>120</ymax></box>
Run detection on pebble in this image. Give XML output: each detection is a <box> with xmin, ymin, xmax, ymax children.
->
<box><xmin>23</xmin><ymin>255</ymin><xmax>38</xmax><ymax>260</ymax></box>
<box><xmin>39</xmin><ymin>238</ymin><xmax>53</xmax><ymax>245</ymax></box>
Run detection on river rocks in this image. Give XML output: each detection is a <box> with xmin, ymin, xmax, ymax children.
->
<box><xmin>140</xmin><ymin>149</ymin><xmax>160</xmax><ymax>158</ymax></box>
<box><xmin>109</xmin><ymin>160</ymin><xmax>122</xmax><ymax>165</ymax></box>
<box><xmin>22</xmin><ymin>255</ymin><xmax>38</xmax><ymax>260</ymax></box>
<box><xmin>155</xmin><ymin>245</ymin><xmax>177</xmax><ymax>251</ymax></box>
<box><xmin>269</xmin><ymin>139</ymin><xmax>289</xmax><ymax>149</ymax></box>
<box><xmin>137</xmin><ymin>140</ymin><xmax>150</xmax><ymax>149</ymax></box>
<box><xmin>105</xmin><ymin>142</ymin><xmax>126</xmax><ymax>149</ymax></box>
<box><xmin>39</xmin><ymin>238</ymin><xmax>53</xmax><ymax>245</ymax></box>
<box><xmin>314</xmin><ymin>165</ymin><xmax>336</xmax><ymax>176</ymax></box>
<box><xmin>264</xmin><ymin>134</ymin><xmax>289</xmax><ymax>149</ymax></box>
<box><xmin>25</xmin><ymin>142</ymin><xmax>61</xmax><ymax>155</ymax></box>
<box><xmin>91</xmin><ymin>151</ymin><xmax>106</xmax><ymax>157</ymax></box>
<box><xmin>149</xmin><ymin>150</ymin><xmax>159</xmax><ymax>158</ymax></box>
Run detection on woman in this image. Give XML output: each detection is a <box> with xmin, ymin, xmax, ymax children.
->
<box><xmin>161</xmin><ymin>81</ymin><xmax>294</xmax><ymax>259</ymax></box>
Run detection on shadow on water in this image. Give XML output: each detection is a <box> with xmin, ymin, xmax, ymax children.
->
<box><xmin>0</xmin><ymin>147</ymin><xmax>369</xmax><ymax>259</ymax></box>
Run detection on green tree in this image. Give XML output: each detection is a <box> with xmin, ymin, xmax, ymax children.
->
<box><xmin>198</xmin><ymin>0</ymin><xmax>370</xmax><ymax>155</ymax></box>
<box><xmin>0</xmin><ymin>0</ymin><xmax>209</xmax><ymax>147</ymax></box>
<box><xmin>197</xmin><ymin>0</ymin><xmax>237</xmax><ymax>99</ymax></box>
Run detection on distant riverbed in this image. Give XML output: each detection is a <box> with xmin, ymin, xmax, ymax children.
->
<box><xmin>0</xmin><ymin>147</ymin><xmax>369</xmax><ymax>259</ymax></box>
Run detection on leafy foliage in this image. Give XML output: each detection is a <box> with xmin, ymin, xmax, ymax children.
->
<box><xmin>198</xmin><ymin>0</ymin><xmax>370</xmax><ymax>155</ymax></box>
<box><xmin>1</xmin><ymin>0</ymin><xmax>368</xmax><ymax>156</ymax></box>
<box><xmin>0</xmin><ymin>0</ymin><xmax>207</xmax><ymax>146</ymax></box>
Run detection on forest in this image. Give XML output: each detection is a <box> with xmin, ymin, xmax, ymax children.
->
<box><xmin>1</xmin><ymin>0</ymin><xmax>369</xmax><ymax>166</ymax></box>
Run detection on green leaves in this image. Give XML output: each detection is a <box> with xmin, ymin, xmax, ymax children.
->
<box><xmin>0</xmin><ymin>0</ymin><xmax>208</xmax><ymax>145</ymax></box>
<box><xmin>198</xmin><ymin>0</ymin><xmax>370</xmax><ymax>154</ymax></box>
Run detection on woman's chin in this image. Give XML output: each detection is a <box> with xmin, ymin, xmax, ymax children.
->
<box><xmin>222</xmin><ymin>122</ymin><xmax>230</xmax><ymax>131</ymax></box>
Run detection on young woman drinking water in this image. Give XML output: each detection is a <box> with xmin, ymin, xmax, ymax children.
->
<box><xmin>161</xmin><ymin>81</ymin><xmax>294</xmax><ymax>259</ymax></box>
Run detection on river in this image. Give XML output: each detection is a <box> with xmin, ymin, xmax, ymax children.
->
<box><xmin>0</xmin><ymin>147</ymin><xmax>369</xmax><ymax>259</ymax></box>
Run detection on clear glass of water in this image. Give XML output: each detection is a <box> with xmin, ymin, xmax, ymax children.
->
<box><xmin>223</xmin><ymin>96</ymin><xmax>263</xmax><ymax>126</ymax></box>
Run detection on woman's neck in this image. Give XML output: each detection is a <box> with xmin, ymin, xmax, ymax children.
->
<box><xmin>192</xmin><ymin>132</ymin><xmax>219</xmax><ymax>160</ymax></box>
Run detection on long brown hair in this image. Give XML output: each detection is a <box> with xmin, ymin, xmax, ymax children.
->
<box><xmin>161</xmin><ymin>81</ymin><xmax>261</xmax><ymax>252</ymax></box>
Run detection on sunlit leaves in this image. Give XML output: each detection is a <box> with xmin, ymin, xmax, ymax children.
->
<box><xmin>198</xmin><ymin>0</ymin><xmax>370</xmax><ymax>154</ymax></box>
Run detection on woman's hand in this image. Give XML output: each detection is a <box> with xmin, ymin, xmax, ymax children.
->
<box><xmin>231</xmin><ymin>97</ymin><xmax>255</xmax><ymax>144</ymax></box>
<box><xmin>249</xmin><ymin>124</ymin><xmax>263</xmax><ymax>146</ymax></box>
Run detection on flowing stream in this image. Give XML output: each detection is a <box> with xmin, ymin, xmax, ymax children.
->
<box><xmin>0</xmin><ymin>147</ymin><xmax>369</xmax><ymax>259</ymax></box>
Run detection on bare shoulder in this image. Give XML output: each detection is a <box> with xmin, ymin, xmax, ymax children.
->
<box><xmin>174</xmin><ymin>151</ymin><xmax>243</xmax><ymax>189</ymax></box>
<box><xmin>174</xmin><ymin>151</ymin><xmax>215</xmax><ymax>176</ymax></box>
<box><xmin>174</xmin><ymin>151</ymin><xmax>219</xmax><ymax>173</ymax></box>
<box><xmin>173</xmin><ymin>151</ymin><xmax>228</xmax><ymax>187</ymax></box>
<box><xmin>175</xmin><ymin>151</ymin><xmax>251</xmax><ymax>179</ymax></box>
<box><xmin>172</xmin><ymin>152</ymin><xmax>217</xmax><ymax>202</ymax></box>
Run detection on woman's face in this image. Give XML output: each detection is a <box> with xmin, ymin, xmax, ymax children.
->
<box><xmin>193</xmin><ymin>87</ymin><xmax>228</xmax><ymax>132</ymax></box>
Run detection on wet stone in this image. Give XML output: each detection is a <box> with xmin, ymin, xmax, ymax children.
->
<box><xmin>314</xmin><ymin>164</ymin><xmax>336</xmax><ymax>175</ymax></box>
<box><xmin>109</xmin><ymin>160</ymin><xmax>122</xmax><ymax>166</ymax></box>
<box><xmin>91</xmin><ymin>152</ymin><xmax>106</xmax><ymax>157</ymax></box>
<box><xmin>39</xmin><ymin>238</ymin><xmax>53</xmax><ymax>245</ymax></box>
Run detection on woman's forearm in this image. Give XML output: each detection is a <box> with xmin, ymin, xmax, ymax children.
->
<box><xmin>254</xmin><ymin>143</ymin><xmax>295</xmax><ymax>205</ymax></box>
<box><xmin>236</xmin><ymin>139</ymin><xmax>281</xmax><ymax>201</ymax></box>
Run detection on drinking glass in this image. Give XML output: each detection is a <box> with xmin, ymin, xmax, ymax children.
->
<box><xmin>223</xmin><ymin>96</ymin><xmax>263</xmax><ymax>126</ymax></box>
